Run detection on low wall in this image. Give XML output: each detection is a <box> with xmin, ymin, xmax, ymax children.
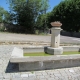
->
<box><xmin>60</xmin><ymin>30</ymin><xmax>80</xmax><ymax>38</ymax></box>
<box><xmin>10</xmin><ymin>46</ymin><xmax>80</xmax><ymax>71</ymax></box>
<box><xmin>10</xmin><ymin>53</ymin><xmax>80</xmax><ymax>71</ymax></box>
<box><xmin>19</xmin><ymin>55</ymin><xmax>80</xmax><ymax>71</ymax></box>
<box><xmin>23</xmin><ymin>46</ymin><xmax>80</xmax><ymax>53</ymax></box>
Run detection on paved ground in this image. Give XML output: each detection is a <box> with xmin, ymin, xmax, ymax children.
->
<box><xmin>0</xmin><ymin>45</ymin><xmax>80</xmax><ymax>80</ymax></box>
<box><xmin>0</xmin><ymin>32</ymin><xmax>80</xmax><ymax>44</ymax></box>
<box><xmin>0</xmin><ymin>33</ymin><xmax>80</xmax><ymax>80</ymax></box>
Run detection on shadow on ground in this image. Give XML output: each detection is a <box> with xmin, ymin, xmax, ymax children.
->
<box><xmin>5</xmin><ymin>62</ymin><xmax>58</xmax><ymax>73</ymax></box>
<box><xmin>6</xmin><ymin>61</ymin><xmax>80</xmax><ymax>73</ymax></box>
<box><xmin>5</xmin><ymin>62</ymin><xmax>19</xmax><ymax>73</ymax></box>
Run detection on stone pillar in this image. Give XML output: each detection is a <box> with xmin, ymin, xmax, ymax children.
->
<box><xmin>51</xmin><ymin>27</ymin><xmax>61</xmax><ymax>48</ymax></box>
<box><xmin>44</xmin><ymin>21</ymin><xmax>63</xmax><ymax>55</ymax></box>
<box><xmin>50</xmin><ymin>21</ymin><xmax>62</xmax><ymax>48</ymax></box>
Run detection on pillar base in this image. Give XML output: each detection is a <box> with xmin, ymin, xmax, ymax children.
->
<box><xmin>44</xmin><ymin>47</ymin><xmax>63</xmax><ymax>55</ymax></box>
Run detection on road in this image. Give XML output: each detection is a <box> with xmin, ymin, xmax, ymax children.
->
<box><xmin>0</xmin><ymin>32</ymin><xmax>80</xmax><ymax>44</ymax></box>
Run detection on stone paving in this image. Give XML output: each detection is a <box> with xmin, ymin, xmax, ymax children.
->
<box><xmin>0</xmin><ymin>45</ymin><xmax>80</xmax><ymax>80</ymax></box>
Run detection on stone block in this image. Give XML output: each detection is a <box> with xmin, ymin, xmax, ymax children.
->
<box><xmin>10</xmin><ymin>47</ymin><xmax>80</xmax><ymax>71</ymax></box>
<box><xmin>10</xmin><ymin>54</ymin><xmax>80</xmax><ymax>71</ymax></box>
<box><xmin>44</xmin><ymin>47</ymin><xmax>63</xmax><ymax>55</ymax></box>
<box><xmin>11</xmin><ymin>47</ymin><xmax>23</xmax><ymax>57</ymax></box>
<box><xmin>19</xmin><ymin>62</ymin><xmax>45</xmax><ymax>71</ymax></box>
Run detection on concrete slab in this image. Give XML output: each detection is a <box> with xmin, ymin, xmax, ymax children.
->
<box><xmin>11</xmin><ymin>47</ymin><xmax>23</xmax><ymax>57</ymax></box>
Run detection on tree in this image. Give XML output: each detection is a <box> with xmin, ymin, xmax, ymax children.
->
<box><xmin>0</xmin><ymin>6</ymin><xmax>11</xmax><ymax>23</ymax></box>
<box><xmin>36</xmin><ymin>12</ymin><xmax>51</xmax><ymax>31</ymax></box>
<box><xmin>3</xmin><ymin>11</ymin><xmax>11</xmax><ymax>23</ymax></box>
<box><xmin>35</xmin><ymin>0</ymin><xmax>49</xmax><ymax>32</ymax></box>
<box><xmin>7</xmin><ymin>0</ymin><xmax>49</xmax><ymax>33</ymax></box>
<box><xmin>0</xmin><ymin>7</ymin><xmax>5</xmax><ymax>22</ymax></box>
<box><xmin>49</xmin><ymin>0</ymin><xmax>80</xmax><ymax>32</ymax></box>
<box><xmin>39</xmin><ymin>0</ymin><xmax>49</xmax><ymax>14</ymax></box>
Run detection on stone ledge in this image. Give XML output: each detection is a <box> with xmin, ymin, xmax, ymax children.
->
<box><xmin>11</xmin><ymin>54</ymin><xmax>80</xmax><ymax>71</ymax></box>
<box><xmin>23</xmin><ymin>46</ymin><xmax>80</xmax><ymax>52</ymax></box>
<box><xmin>10</xmin><ymin>47</ymin><xmax>80</xmax><ymax>71</ymax></box>
<box><xmin>11</xmin><ymin>47</ymin><xmax>23</xmax><ymax>57</ymax></box>
<box><xmin>10</xmin><ymin>54</ymin><xmax>80</xmax><ymax>63</ymax></box>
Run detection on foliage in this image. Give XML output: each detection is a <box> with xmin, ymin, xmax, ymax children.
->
<box><xmin>0</xmin><ymin>6</ymin><xmax>11</xmax><ymax>23</ymax></box>
<box><xmin>36</xmin><ymin>11</ymin><xmax>53</xmax><ymax>32</ymax></box>
<box><xmin>3</xmin><ymin>11</ymin><xmax>11</xmax><ymax>23</ymax></box>
<box><xmin>0</xmin><ymin>7</ymin><xmax>5</xmax><ymax>22</ymax></box>
<box><xmin>49</xmin><ymin>0</ymin><xmax>80</xmax><ymax>32</ymax></box>
<box><xmin>36</xmin><ymin>14</ymin><xmax>47</xmax><ymax>30</ymax></box>
<box><xmin>7</xmin><ymin>0</ymin><xmax>49</xmax><ymax>34</ymax></box>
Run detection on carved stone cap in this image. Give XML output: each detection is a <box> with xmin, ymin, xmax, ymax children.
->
<box><xmin>50</xmin><ymin>21</ymin><xmax>62</xmax><ymax>27</ymax></box>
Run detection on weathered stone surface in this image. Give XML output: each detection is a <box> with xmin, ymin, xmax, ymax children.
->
<box><xmin>23</xmin><ymin>46</ymin><xmax>80</xmax><ymax>52</ymax></box>
<box><xmin>19</xmin><ymin>62</ymin><xmax>45</xmax><ymax>71</ymax></box>
<box><xmin>23</xmin><ymin>46</ymin><xmax>44</xmax><ymax>53</ymax></box>
<box><xmin>44</xmin><ymin>46</ymin><xmax>63</xmax><ymax>55</ymax></box>
<box><xmin>10</xmin><ymin>47</ymin><xmax>80</xmax><ymax>71</ymax></box>
<box><xmin>18</xmin><ymin>55</ymin><xmax>80</xmax><ymax>71</ymax></box>
<box><xmin>51</xmin><ymin>27</ymin><xmax>61</xmax><ymax>48</ymax></box>
<box><xmin>11</xmin><ymin>47</ymin><xmax>23</xmax><ymax>57</ymax></box>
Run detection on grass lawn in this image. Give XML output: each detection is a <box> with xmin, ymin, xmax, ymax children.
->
<box><xmin>24</xmin><ymin>51</ymin><xmax>80</xmax><ymax>56</ymax></box>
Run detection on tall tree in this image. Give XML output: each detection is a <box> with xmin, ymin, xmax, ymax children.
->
<box><xmin>7</xmin><ymin>0</ymin><xmax>49</xmax><ymax>33</ymax></box>
<box><xmin>36</xmin><ymin>12</ymin><xmax>51</xmax><ymax>31</ymax></box>
<box><xmin>3</xmin><ymin>11</ymin><xmax>11</xmax><ymax>23</ymax></box>
<box><xmin>35</xmin><ymin>0</ymin><xmax>49</xmax><ymax>31</ymax></box>
<box><xmin>0</xmin><ymin>6</ymin><xmax>10</xmax><ymax>23</ymax></box>
<box><xmin>48</xmin><ymin>0</ymin><xmax>80</xmax><ymax>32</ymax></box>
<box><xmin>0</xmin><ymin>7</ymin><xmax>5</xmax><ymax>22</ymax></box>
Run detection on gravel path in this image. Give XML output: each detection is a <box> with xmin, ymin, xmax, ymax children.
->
<box><xmin>0</xmin><ymin>32</ymin><xmax>80</xmax><ymax>44</ymax></box>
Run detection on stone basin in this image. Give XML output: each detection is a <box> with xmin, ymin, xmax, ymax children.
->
<box><xmin>50</xmin><ymin>21</ymin><xmax>62</xmax><ymax>27</ymax></box>
<box><xmin>10</xmin><ymin>46</ymin><xmax>80</xmax><ymax>71</ymax></box>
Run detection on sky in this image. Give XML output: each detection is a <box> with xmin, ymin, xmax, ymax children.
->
<box><xmin>48</xmin><ymin>0</ymin><xmax>62</xmax><ymax>12</ymax></box>
<box><xmin>0</xmin><ymin>0</ymin><xmax>62</xmax><ymax>12</ymax></box>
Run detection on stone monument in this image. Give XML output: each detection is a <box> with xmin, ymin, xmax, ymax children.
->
<box><xmin>45</xmin><ymin>21</ymin><xmax>63</xmax><ymax>55</ymax></box>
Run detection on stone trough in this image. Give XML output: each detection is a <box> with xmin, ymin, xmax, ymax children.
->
<box><xmin>10</xmin><ymin>46</ymin><xmax>80</xmax><ymax>71</ymax></box>
<box><xmin>10</xmin><ymin>21</ymin><xmax>80</xmax><ymax>71</ymax></box>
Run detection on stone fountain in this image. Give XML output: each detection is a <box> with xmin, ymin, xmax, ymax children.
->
<box><xmin>10</xmin><ymin>21</ymin><xmax>80</xmax><ymax>71</ymax></box>
<box><xmin>45</xmin><ymin>21</ymin><xmax>63</xmax><ymax>55</ymax></box>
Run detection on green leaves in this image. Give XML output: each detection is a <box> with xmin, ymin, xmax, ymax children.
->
<box><xmin>0</xmin><ymin>7</ymin><xmax>4</xmax><ymax>22</ymax></box>
<box><xmin>7</xmin><ymin>0</ymin><xmax>49</xmax><ymax>33</ymax></box>
<box><xmin>0</xmin><ymin>6</ymin><xmax>10</xmax><ymax>23</ymax></box>
<box><xmin>48</xmin><ymin>0</ymin><xmax>80</xmax><ymax>32</ymax></box>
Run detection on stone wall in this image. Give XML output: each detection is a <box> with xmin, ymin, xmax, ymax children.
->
<box><xmin>0</xmin><ymin>23</ymin><xmax>22</xmax><ymax>32</ymax></box>
<box><xmin>60</xmin><ymin>30</ymin><xmax>80</xmax><ymax>38</ymax></box>
<box><xmin>0</xmin><ymin>22</ymin><xmax>14</xmax><ymax>31</ymax></box>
